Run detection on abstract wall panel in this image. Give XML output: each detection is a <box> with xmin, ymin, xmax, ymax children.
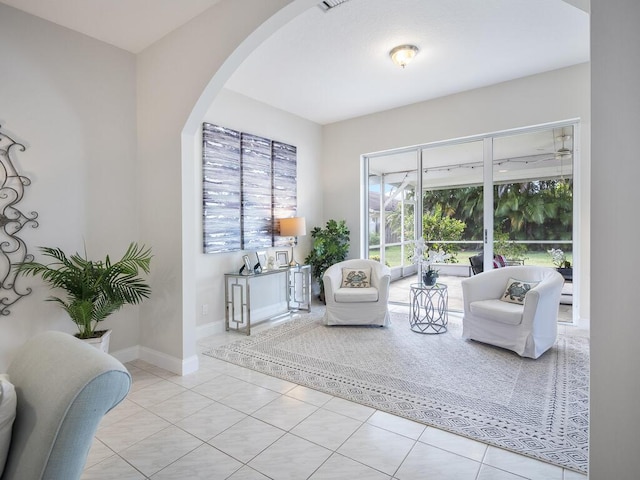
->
<box><xmin>241</xmin><ymin>134</ymin><xmax>273</xmax><ymax>250</ymax></box>
<box><xmin>203</xmin><ymin>124</ymin><xmax>242</xmax><ymax>253</ymax></box>
<box><xmin>202</xmin><ymin>123</ymin><xmax>297</xmax><ymax>253</ymax></box>
<box><xmin>272</xmin><ymin>141</ymin><xmax>297</xmax><ymax>247</ymax></box>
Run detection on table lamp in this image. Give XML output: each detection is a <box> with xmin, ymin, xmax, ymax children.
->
<box><xmin>279</xmin><ymin>216</ymin><xmax>306</xmax><ymax>267</ymax></box>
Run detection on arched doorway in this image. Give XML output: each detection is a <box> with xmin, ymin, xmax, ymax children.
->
<box><xmin>178</xmin><ymin>0</ymin><xmax>314</xmax><ymax>373</ymax></box>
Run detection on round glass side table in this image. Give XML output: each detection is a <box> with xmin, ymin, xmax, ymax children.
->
<box><xmin>409</xmin><ymin>283</ymin><xmax>448</xmax><ymax>334</ymax></box>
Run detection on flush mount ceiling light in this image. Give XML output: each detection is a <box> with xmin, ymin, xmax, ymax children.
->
<box><xmin>389</xmin><ymin>44</ymin><xmax>419</xmax><ymax>68</ymax></box>
<box><xmin>318</xmin><ymin>0</ymin><xmax>351</xmax><ymax>12</ymax></box>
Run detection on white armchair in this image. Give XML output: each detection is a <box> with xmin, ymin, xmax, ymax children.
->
<box><xmin>323</xmin><ymin>259</ymin><xmax>391</xmax><ymax>326</ymax></box>
<box><xmin>461</xmin><ymin>265</ymin><xmax>564</xmax><ymax>359</ymax></box>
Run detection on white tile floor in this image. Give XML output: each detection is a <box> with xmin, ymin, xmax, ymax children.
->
<box><xmin>82</xmin><ymin>306</ymin><xmax>589</xmax><ymax>480</ymax></box>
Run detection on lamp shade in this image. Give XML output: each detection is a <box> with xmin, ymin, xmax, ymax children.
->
<box><xmin>279</xmin><ymin>217</ymin><xmax>306</xmax><ymax>237</ymax></box>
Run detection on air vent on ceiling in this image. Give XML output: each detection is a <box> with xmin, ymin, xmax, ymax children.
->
<box><xmin>318</xmin><ymin>0</ymin><xmax>351</xmax><ymax>12</ymax></box>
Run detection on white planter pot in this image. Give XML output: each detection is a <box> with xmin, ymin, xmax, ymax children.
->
<box><xmin>80</xmin><ymin>329</ymin><xmax>112</xmax><ymax>353</ymax></box>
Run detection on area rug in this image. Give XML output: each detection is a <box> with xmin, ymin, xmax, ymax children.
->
<box><xmin>204</xmin><ymin>311</ymin><xmax>589</xmax><ymax>473</ymax></box>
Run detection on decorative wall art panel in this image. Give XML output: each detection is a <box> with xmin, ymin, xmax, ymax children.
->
<box><xmin>241</xmin><ymin>134</ymin><xmax>273</xmax><ymax>250</ymax></box>
<box><xmin>202</xmin><ymin>123</ymin><xmax>297</xmax><ymax>253</ymax></box>
<box><xmin>0</xmin><ymin>125</ymin><xmax>39</xmax><ymax>315</ymax></box>
<box><xmin>202</xmin><ymin>124</ymin><xmax>242</xmax><ymax>253</ymax></box>
<box><xmin>272</xmin><ymin>141</ymin><xmax>297</xmax><ymax>247</ymax></box>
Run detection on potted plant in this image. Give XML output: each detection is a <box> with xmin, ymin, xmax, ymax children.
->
<box><xmin>412</xmin><ymin>238</ymin><xmax>450</xmax><ymax>286</ymax></box>
<box><xmin>548</xmin><ymin>248</ymin><xmax>572</xmax><ymax>281</ymax></box>
<box><xmin>304</xmin><ymin>219</ymin><xmax>350</xmax><ymax>302</ymax></box>
<box><xmin>17</xmin><ymin>242</ymin><xmax>152</xmax><ymax>352</ymax></box>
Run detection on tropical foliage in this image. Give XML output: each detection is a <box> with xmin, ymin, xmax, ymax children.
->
<box><xmin>304</xmin><ymin>219</ymin><xmax>350</xmax><ymax>299</ymax></box>
<box><xmin>17</xmin><ymin>243</ymin><xmax>152</xmax><ymax>338</ymax></box>
<box><xmin>416</xmin><ymin>179</ymin><xmax>571</xmax><ymax>248</ymax></box>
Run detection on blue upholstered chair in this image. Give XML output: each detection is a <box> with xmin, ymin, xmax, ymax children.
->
<box><xmin>2</xmin><ymin>331</ymin><xmax>131</xmax><ymax>480</ymax></box>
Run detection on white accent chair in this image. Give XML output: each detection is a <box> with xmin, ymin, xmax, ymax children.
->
<box><xmin>461</xmin><ymin>265</ymin><xmax>564</xmax><ymax>359</ymax></box>
<box><xmin>323</xmin><ymin>259</ymin><xmax>391</xmax><ymax>326</ymax></box>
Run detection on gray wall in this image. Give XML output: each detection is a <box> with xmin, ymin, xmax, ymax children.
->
<box><xmin>590</xmin><ymin>0</ymin><xmax>640</xmax><ymax>477</ymax></box>
<box><xmin>0</xmin><ymin>4</ymin><xmax>138</xmax><ymax>370</ymax></box>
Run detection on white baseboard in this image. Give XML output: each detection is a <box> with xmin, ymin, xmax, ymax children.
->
<box><xmin>111</xmin><ymin>345</ymin><xmax>140</xmax><ymax>365</ymax></box>
<box><xmin>197</xmin><ymin>320</ymin><xmax>225</xmax><ymax>339</ymax></box>
<box><xmin>139</xmin><ymin>346</ymin><xmax>199</xmax><ymax>375</ymax></box>
<box><xmin>197</xmin><ymin>304</ymin><xmax>288</xmax><ymax>339</ymax></box>
<box><xmin>111</xmin><ymin>344</ymin><xmax>199</xmax><ymax>376</ymax></box>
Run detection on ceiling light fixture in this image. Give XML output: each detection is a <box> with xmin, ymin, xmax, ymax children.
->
<box><xmin>318</xmin><ymin>0</ymin><xmax>351</xmax><ymax>12</ymax></box>
<box><xmin>555</xmin><ymin>134</ymin><xmax>573</xmax><ymax>159</ymax></box>
<box><xmin>389</xmin><ymin>44</ymin><xmax>419</xmax><ymax>68</ymax></box>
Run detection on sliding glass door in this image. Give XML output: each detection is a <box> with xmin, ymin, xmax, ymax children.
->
<box><xmin>421</xmin><ymin>140</ymin><xmax>485</xmax><ymax>268</ymax></box>
<box><xmin>363</xmin><ymin>121</ymin><xmax>577</xmax><ymax>320</ymax></box>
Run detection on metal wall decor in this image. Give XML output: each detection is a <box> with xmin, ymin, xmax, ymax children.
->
<box><xmin>202</xmin><ymin>123</ymin><xmax>297</xmax><ymax>253</ymax></box>
<box><xmin>0</xmin><ymin>125</ymin><xmax>39</xmax><ymax>315</ymax></box>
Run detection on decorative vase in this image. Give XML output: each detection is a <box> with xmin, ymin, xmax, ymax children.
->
<box><xmin>422</xmin><ymin>271</ymin><xmax>438</xmax><ymax>286</ymax></box>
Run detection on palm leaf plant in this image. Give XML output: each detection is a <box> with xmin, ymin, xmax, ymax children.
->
<box><xmin>17</xmin><ymin>243</ymin><xmax>152</xmax><ymax>339</ymax></box>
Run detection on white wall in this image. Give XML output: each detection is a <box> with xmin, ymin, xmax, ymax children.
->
<box><xmin>136</xmin><ymin>0</ymin><xmax>308</xmax><ymax>373</ymax></box>
<box><xmin>590</xmin><ymin>1</ymin><xmax>640</xmax><ymax>477</ymax></box>
<box><xmin>196</xmin><ymin>88</ymin><xmax>323</xmax><ymax>335</ymax></box>
<box><xmin>2</xmin><ymin>0</ymin><xmax>640</xmax><ymax>475</ymax></box>
<box><xmin>0</xmin><ymin>4</ymin><xmax>138</xmax><ymax>370</ymax></box>
<box><xmin>322</xmin><ymin>63</ymin><xmax>591</xmax><ymax>321</ymax></box>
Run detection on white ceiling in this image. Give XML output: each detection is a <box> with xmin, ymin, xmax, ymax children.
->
<box><xmin>0</xmin><ymin>0</ymin><xmax>222</xmax><ymax>53</ymax></box>
<box><xmin>1</xmin><ymin>0</ymin><xmax>589</xmax><ymax>125</ymax></box>
<box><xmin>229</xmin><ymin>0</ymin><xmax>590</xmax><ymax>124</ymax></box>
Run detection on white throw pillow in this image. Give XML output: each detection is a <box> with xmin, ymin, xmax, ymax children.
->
<box><xmin>501</xmin><ymin>277</ymin><xmax>539</xmax><ymax>305</ymax></box>
<box><xmin>0</xmin><ymin>373</ymin><xmax>17</xmax><ymax>476</ymax></box>
<box><xmin>341</xmin><ymin>267</ymin><xmax>371</xmax><ymax>288</ymax></box>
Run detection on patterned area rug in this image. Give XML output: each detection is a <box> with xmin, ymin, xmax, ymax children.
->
<box><xmin>204</xmin><ymin>311</ymin><xmax>589</xmax><ymax>473</ymax></box>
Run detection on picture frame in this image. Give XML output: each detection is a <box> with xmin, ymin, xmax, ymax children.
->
<box><xmin>276</xmin><ymin>251</ymin><xmax>289</xmax><ymax>268</ymax></box>
<box><xmin>256</xmin><ymin>251</ymin><xmax>268</xmax><ymax>270</ymax></box>
<box><xmin>242</xmin><ymin>254</ymin><xmax>253</xmax><ymax>274</ymax></box>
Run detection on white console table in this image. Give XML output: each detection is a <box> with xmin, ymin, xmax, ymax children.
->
<box><xmin>224</xmin><ymin>265</ymin><xmax>311</xmax><ymax>335</ymax></box>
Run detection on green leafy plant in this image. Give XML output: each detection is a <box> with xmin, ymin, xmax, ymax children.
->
<box><xmin>494</xmin><ymin>230</ymin><xmax>528</xmax><ymax>262</ymax></box>
<box><xmin>17</xmin><ymin>243</ymin><xmax>152</xmax><ymax>339</ymax></box>
<box><xmin>304</xmin><ymin>219</ymin><xmax>350</xmax><ymax>301</ymax></box>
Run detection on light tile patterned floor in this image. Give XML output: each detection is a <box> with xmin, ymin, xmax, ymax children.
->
<box><xmin>82</xmin><ymin>307</ymin><xmax>589</xmax><ymax>480</ymax></box>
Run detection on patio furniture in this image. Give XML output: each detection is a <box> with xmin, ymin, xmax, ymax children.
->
<box><xmin>461</xmin><ymin>265</ymin><xmax>564</xmax><ymax>358</ymax></box>
<box><xmin>469</xmin><ymin>252</ymin><xmax>521</xmax><ymax>275</ymax></box>
<box><xmin>323</xmin><ymin>259</ymin><xmax>391</xmax><ymax>326</ymax></box>
<box><xmin>469</xmin><ymin>254</ymin><xmax>484</xmax><ymax>275</ymax></box>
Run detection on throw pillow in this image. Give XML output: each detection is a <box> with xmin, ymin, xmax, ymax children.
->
<box><xmin>501</xmin><ymin>277</ymin><xmax>539</xmax><ymax>305</ymax></box>
<box><xmin>341</xmin><ymin>267</ymin><xmax>371</xmax><ymax>288</ymax></box>
<box><xmin>493</xmin><ymin>255</ymin><xmax>507</xmax><ymax>268</ymax></box>
<box><xmin>0</xmin><ymin>374</ymin><xmax>17</xmax><ymax>476</ymax></box>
